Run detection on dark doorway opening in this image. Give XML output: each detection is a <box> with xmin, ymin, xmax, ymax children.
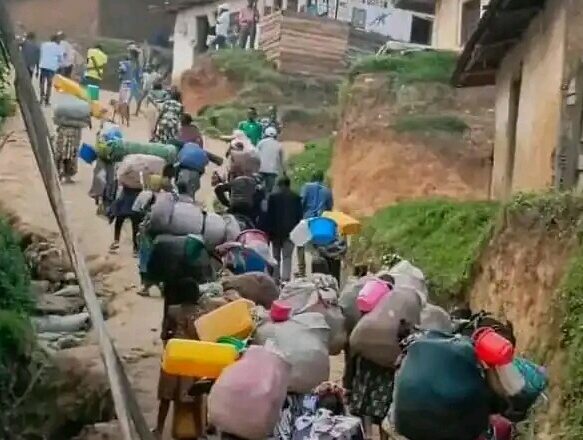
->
<box><xmin>410</xmin><ymin>16</ymin><xmax>432</xmax><ymax>45</ymax></box>
<box><xmin>461</xmin><ymin>0</ymin><xmax>480</xmax><ymax>46</ymax></box>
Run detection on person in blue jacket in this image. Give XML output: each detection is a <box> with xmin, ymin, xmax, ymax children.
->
<box><xmin>297</xmin><ymin>170</ymin><xmax>333</xmax><ymax>276</ymax></box>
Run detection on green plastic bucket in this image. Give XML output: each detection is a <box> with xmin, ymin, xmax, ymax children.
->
<box><xmin>87</xmin><ymin>84</ymin><xmax>100</xmax><ymax>101</ymax></box>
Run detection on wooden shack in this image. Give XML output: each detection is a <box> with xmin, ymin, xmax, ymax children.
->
<box><xmin>259</xmin><ymin>11</ymin><xmax>386</xmax><ymax>77</ymax></box>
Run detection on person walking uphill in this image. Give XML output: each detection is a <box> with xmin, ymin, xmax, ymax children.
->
<box><xmin>83</xmin><ymin>43</ymin><xmax>108</xmax><ymax>87</ymax></box>
<box><xmin>238</xmin><ymin>107</ymin><xmax>263</xmax><ymax>146</ymax></box>
<box><xmin>153</xmin><ymin>88</ymin><xmax>183</xmax><ymax>143</ymax></box>
<box><xmin>257</xmin><ymin>126</ymin><xmax>284</xmax><ymax>193</ymax></box>
<box><xmin>265</xmin><ymin>176</ymin><xmax>302</xmax><ymax>283</ymax></box>
<box><xmin>39</xmin><ymin>35</ymin><xmax>63</xmax><ymax>106</ymax></box>
<box><xmin>20</xmin><ymin>32</ymin><xmax>40</xmax><ymax>77</ymax></box>
<box><xmin>57</xmin><ymin>32</ymin><xmax>75</xmax><ymax>78</ymax></box>
<box><xmin>297</xmin><ymin>170</ymin><xmax>333</xmax><ymax>277</ymax></box>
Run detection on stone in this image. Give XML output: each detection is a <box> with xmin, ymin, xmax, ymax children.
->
<box><xmin>30</xmin><ymin>280</ymin><xmax>51</xmax><ymax>297</ymax></box>
<box><xmin>56</xmin><ymin>335</ymin><xmax>84</xmax><ymax>350</ymax></box>
<box><xmin>33</xmin><ymin>313</ymin><xmax>91</xmax><ymax>333</ymax></box>
<box><xmin>35</xmin><ymin>295</ymin><xmax>85</xmax><ymax>316</ymax></box>
<box><xmin>64</xmin><ymin>272</ymin><xmax>77</xmax><ymax>282</ymax></box>
<box><xmin>53</xmin><ymin>285</ymin><xmax>82</xmax><ymax>297</ymax></box>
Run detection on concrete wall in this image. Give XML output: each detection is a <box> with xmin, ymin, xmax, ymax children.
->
<box><xmin>432</xmin><ymin>0</ymin><xmax>487</xmax><ymax>50</ymax></box>
<box><xmin>490</xmin><ymin>0</ymin><xmax>566</xmax><ymax>198</ymax></box>
<box><xmin>172</xmin><ymin>0</ymin><xmax>248</xmax><ymax>81</ymax></box>
<box><xmin>8</xmin><ymin>0</ymin><xmax>99</xmax><ymax>39</ymax></box>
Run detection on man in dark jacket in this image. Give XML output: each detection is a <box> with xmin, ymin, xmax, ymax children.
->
<box><xmin>265</xmin><ymin>176</ymin><xmax>302</xmax><ymax>282</ymax></box>
<box><xmin>215</xmin><ymin>173</ymin><xmax>265</xmax><ymax>227</ymax></box>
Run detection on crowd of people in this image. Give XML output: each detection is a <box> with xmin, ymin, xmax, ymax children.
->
<box><xmin>18</xmin><ymin>26</ymin><xmax>548</xmax><ymax>440</ymax></box>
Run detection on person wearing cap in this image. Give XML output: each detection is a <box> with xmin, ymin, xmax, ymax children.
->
<box><xmin>57</xmin><ymin>31</ymin><xmax>74</xmax><ymax>78</ymax></box>
<box><xmin>256</xmin><ymin>125</ymin><xmax>284</xmax><ymax>193</ymax></box>
<box><xmin>214</xmin><ymin>4</ymin><xmax>231</xmax><ymax>49</ymax></box>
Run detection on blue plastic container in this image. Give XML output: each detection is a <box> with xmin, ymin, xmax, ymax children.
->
<box><xmin>228</xmin><ymin>247</ymin><xmax>268</xmax><ymax>274</ymax></box>
<box><xmin>308</xmin><ymin>217</ymin><xmax>338</xmax><ymax>246</ymax></box>
<box><xmin>79</xmin><ymin>143</ymin><xmax>97</xmax><ymax>164</ymax></box>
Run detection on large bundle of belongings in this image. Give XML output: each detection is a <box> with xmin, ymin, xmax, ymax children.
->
<box><xmin>216</xmin><ymin>229</ymin><xmax>277</xmax><ymax>276</ymax></box>
<box><xmin>139</xmin><ymin>191</ymin><xmax>242</xmax><ymax>284</ymax></box>
<box><xmin>162</xmin><ymin>272</ymin><xmax>367</xmax><ymax>440</ymax></box>
<box><xmin>338</xmin><ymin>260</ymin><xmax>547</xmax><ymax>440</ymax></box>
<box><xmin>53</xmin><ymin>94</ymin><xmax>92</xmax><ymax>128</ymax></box>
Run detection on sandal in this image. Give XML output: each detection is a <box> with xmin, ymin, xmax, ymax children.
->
<box><xmin>109</xmin><ymin>242</ymin><xmax>120</xmax><ymax>253</ymax></box>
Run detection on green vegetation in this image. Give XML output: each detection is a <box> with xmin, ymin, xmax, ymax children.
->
<box><xmin>350</xmin><ymin>198</ymin><xmax>500</xmax><ymax>303</ymax></box>
<box><xmin>394</xmin><ymin>114</ymin><xmax>469</xmax><ymax>135</ymax></box>
<box><xmin>0</xmin><ymin>218</ymin><xmax>33</xmax><ymax>414</ymax></box>
<box><xmin>287</xmin><ymin>137</ymin><xmax>334</xmax><ymax>192</ymax></box>
<box><xmin>348</xmin><ymin>50</ymin><xmax>458</xmax><ymax>84</ymax></box>
<box><xmin>198</xmin><ymin>50</ymin><xmax>338</xmax><ymax>139</ymax></box>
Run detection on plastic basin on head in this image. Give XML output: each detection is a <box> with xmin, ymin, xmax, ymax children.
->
<box><xmin>308</xmin><ymin>217</ymin><xmax>338</xmax><ymax>246</ymax></box>
<box><xmin>79</xmin><ymin>143</ymin><xmax>97</xmax><ymax>164</ymax></box>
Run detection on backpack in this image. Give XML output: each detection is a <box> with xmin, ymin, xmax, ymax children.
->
<box><xmin>393</xmin><ymin>331</ymin><xmax>491</xmax><ymax>440</ymax></box>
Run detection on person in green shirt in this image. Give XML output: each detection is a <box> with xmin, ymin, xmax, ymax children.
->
<box><xmin>238</xmin><ymin>107</ymin><xmax>263</xmax><ymax>146</ymax></box>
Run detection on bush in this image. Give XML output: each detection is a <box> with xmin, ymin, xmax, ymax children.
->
<box><xmin>210</xmin><ymin>49</ymin><xmax>281</xmax><ymax>85</ymax></box>
<box><xmin>287</xmin><ymin>138</ymin><xmax>333</xmax><ymax>192</ymax></box>
<box><xmin>394</xmin><ymin>114</ymin><xmax>469</xmax><ymax>135</ymax></box>
<box><xmin>0</xmin><ymin>218</ymin><xmax>32</xmax><ymax>313</ymax></box>
<box><xmin>349</xmin><ymin>51</ymin><xmax>458</xmax><ymax>84</ymax></box>
<box><xmin>350</xmin><ymin>199</ymin><xmax>499</xmax><ymax>303</ymax></box>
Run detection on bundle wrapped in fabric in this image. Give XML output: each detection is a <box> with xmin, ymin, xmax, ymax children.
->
<box><xmin>420</xmin><ymin>303</ymin><xmax>452</xmax><ymax>332</ymax></box>
<box><xmin>253</xmin><ymin>313</ymin><xmax>330</xmax><ymax>393</ymax></box>
<box><xmin>229</xmin><ymin>148</ymin><xmax>261</xmax><ymax>177</ymax></box>
<box><xmin>392</xmin><ymin>332</ymin><xmax>490</xmax><ymax>440</ymax></box>
<box><xmin>117</xmin><ymin>154</ymin><xmax>166</xmax><ymax>189</ymax></box>
<box><xmin>53</xmin><ymin>115</ymin><xmax>90</xmax><ymax>128</ymax></box>
<box><xmin>149</xmin><ymin>193</ymin><xmax>240</xmax><ymax>249</ymax></box>
<box><xmin>279</xmin><ymin>275</ymin><xmax>346</xmax><ymax>355</ymax></box>
<box><xmin>221</xmin><ymin>272</ymin><xmax>280</xmax><ymax>308</ymax></box>
<box><xmin>208</xmin><ymin>345</ymin><xmax>290</xmax><ymax>439</ymax></box>
<box><xmin>389</xmin><ymin>260</ymin><xmax>428</xmax><ymax>306</ymax></box>
<box><xmin>97</xmin><ymin>138</ymin><xmax>178</xmax><ymax>163</ymax></box>
<box><xmin>349</xmin><ymin>286</ymin><xmax>422</xmax><ymax>368</ymax></box>
<box><xmin>53</xmin><ymin>94</ymin><xmax>91</xmax><ymax>122</ymax></box>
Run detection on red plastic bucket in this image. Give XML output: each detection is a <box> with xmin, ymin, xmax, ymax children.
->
<box><xmin>473</xmin><ymin>327</ymin><xmax>514</xmax><ymax>366</ymax></box>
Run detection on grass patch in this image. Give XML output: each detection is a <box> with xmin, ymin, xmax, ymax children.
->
<box><xmin>0</xmin><ymin>218</ymin><xmax>32</xmax><ymax>313</ymax></box>
<box><xmin>197</xmin><ymin>104</ymin><xmax>248</xmax><ymax>136</ymax></box>
<box><xmin>394</xmin><ymin>114</ymin><xmax>469</xmax><ymax>135</ymax></box>
<box><xmin>349</xmin><ymin>51</ymin><xmax>458</xmax><ymax>84</ymax></box>
<box><xmin>211</xmin><ymin>49</ymin><xmax>281</xmax><ymax>85</ymax></box>
<box><xmin>350</xmin><ymin>198</ymin><xmax>500</xmax><ymax>304</ymax></box>
<box><xmin>287</xmin><ymin>137</ymin><xmax>334</xmax><ymax>192</ymax></box>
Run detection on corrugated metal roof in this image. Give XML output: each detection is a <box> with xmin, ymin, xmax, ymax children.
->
<box><xmin>452</xmin><ymin>0</ymin><xmax>546</xmax><ymax>87</ymax></box>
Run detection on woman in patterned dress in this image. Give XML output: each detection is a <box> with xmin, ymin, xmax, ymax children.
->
<box><xmin>54</xmin><ymin>125</ymin><xmax>82</xmax><ymax>183</ymax></box>
<box><xmin>152</xmin><ymin>87</ymin><xmax>183</xmax><ymax>143</ymax></box>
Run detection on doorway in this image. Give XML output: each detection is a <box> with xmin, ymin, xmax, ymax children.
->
<box><xmin>410</xmin><ymin>16</ymin><xmax>432</xmax><ymax>45</ymax></box>
<box><xmin>505</xmin><ymin>70</ymin><xmax>522</xmax><ymax>197</ymax></box>
<box><xmin>460</xmin><ymin>0</ymin><xmax>480</xmax><ymax>46</ymax></box>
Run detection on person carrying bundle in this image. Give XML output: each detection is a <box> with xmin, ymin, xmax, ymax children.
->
<box><xmin>54</xmin><ymin>125</ymin><xmax>83</xmax><ymax>183</ymax></box>
<box><xmin>155</xmin><ymin>279</ymin><xmax>207</xmax><ymax>439</ymax></box>
<box><xmin>214</xmin><ymin>173</ymin><xmax>265</xmax><ymax>228</ymax></box>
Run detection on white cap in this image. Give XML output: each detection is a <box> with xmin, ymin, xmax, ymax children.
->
<box><xmin>219</xmin><ymin>3</ymin><xmax>230</xmax><ymax>10</ymax></box>
<box><xmin>265</xmin><ymin>126</ymin><xmax>278</xmax><ymax>138</ymax></box>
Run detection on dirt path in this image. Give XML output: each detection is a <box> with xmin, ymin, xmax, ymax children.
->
<box><xmin>0</xmin><ymin>91</ymin><xmax>305</xmax><ymax>435</ymax></box>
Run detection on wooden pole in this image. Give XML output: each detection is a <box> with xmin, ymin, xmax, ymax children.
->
<box><xmin>0</xmin><ymin>4</ymin><xmax>154</xmax><ymax>440</ymax></box>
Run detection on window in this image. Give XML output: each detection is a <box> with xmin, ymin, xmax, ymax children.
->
<box><xmin>410</xmin><ymin>16</ymin><xmax>432</xmax><ymax>45</ymax></box>
<box><xmin>351</xmin><ymin>8</ymin><xmax>366</xmax><ymax>29</ymax></box>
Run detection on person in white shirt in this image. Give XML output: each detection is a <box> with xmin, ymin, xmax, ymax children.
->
<box><xmin>214</xmin><ymin>4</ymin><xmax>231</xmax><ymax>49</ymax></box>
<box><xmin>56</xmin><ymin>31</ymin><xmax>74</xmax><ymax>78</ymax></box>
<box><xmin>39</xmin><ymin>35</ymin><xmax>63</xmax><ymax>105</ymax></box>
<box><xmin>257</xmin><ymin>126</ymin><xmax>284</xmax><ymax>193</ymax></box>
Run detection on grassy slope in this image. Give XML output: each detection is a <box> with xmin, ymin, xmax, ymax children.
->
<box><xmin>196</xmin><ymin>50</ymin><xmax>338</xmax><ymax>137</ymax></box>
<box><xmin>350</xmin><ymin>198</ymin><xmax>499</xmax><ymax>304</ymax></box>
<box><xmin>286</xmin><ymin>137</ymin><xmax>333</xmax><ymax>192</ymax></box>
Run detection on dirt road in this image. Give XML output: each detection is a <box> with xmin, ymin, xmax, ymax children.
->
<box><xmin>0</xmin><ymin>93</ymin><xmax>305</xmax><ymax>434</ymax></box>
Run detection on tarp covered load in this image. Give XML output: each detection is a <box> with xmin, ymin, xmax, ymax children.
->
<box><xmin>96</xmin><ymin>139</ymin><xmax>178</xmax><ymax>163</ymax></box>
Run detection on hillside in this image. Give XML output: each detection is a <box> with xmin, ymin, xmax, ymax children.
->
<box><xmin>331</xmin><ymin>51</ymin><xmax>495</xmax><ymax>216</ymax></box>
<box><xmin>349</xmin><ymin>193</ymin><xmax>583</xmax><ymax>438</ymax></box>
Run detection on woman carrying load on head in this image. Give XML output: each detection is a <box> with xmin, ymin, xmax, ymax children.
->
<box><xmin>54</xmin><ymin>124</ymin><xmax>82</xmax><ymax>183</ymax></box>
<box><xmin>152</xmin><ymin>87</ymin><xmax>183</xmax><ymax>143</ymax></box>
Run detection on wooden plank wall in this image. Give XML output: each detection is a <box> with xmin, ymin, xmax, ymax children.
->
<box><xmin>279</xmin><ymin>12</ymin><xmax>349</xmax><ymax>77</ymax></box>
<box><xmin>258</xmin><ymin>11</ymin><xmax>386</xmax><ymax>77</ymax></box>
<box><xmin>259</xmin><ymin>11</ymin><xmax>282</xmax><ymax>66</ymax></box>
